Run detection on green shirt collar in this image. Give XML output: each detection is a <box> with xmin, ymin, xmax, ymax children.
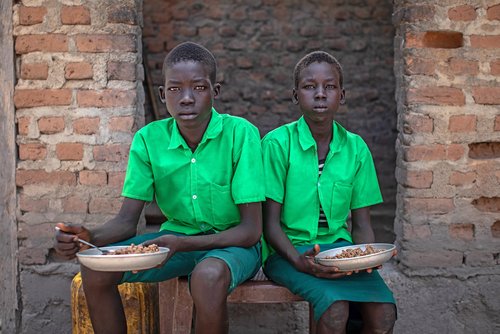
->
<box><xmin>168</xmin><ymin>108</ymin><xmax>222</xmax><ymax>150</ymax></box>
<box><xmin>297</xmin><ymin>116</ymin><xmax>347</xmax><ymax>154</ymax></box>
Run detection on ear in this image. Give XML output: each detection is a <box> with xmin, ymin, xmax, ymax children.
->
<box><xmin>158</xmin><ymin>86</ymin><xmax>166</xmax><ymax>103</ymax></box>
<box><xmin>292</xmin><ymin>88</ymin><xmax>299</xmax><ymax>105</ymax></box>
<box><xmin>340</xmin><ymin>88</ymin><xmax>346</xmax><ymax>105</ymax></box>
<box><xmin>213</xmin><ymin>83</ymin><xmax>221</xmax><ymax>99</ymax></box>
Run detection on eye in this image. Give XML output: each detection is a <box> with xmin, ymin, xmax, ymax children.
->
<box><xmin>194</xmin><ymin>85</ymin><xmax>207</xmax><ymax>91</ymax></box>
<box><xmin>167</xmin><ymin>87</ymin><xmax>180</xmax><ymax>92</ymax></box>
<box><xmin>303</xmin><ymin>84</ymin><xmax>314</xmax><ymax>89</ymax></box>
<box><xmin>326</xmin><ymin>84</ymin><xmax>336</xmax><ymax>89</ymax></box>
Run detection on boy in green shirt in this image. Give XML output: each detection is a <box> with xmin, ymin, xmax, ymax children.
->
<box><xmin>262</xmin><ymin>51</ymin><xmax>396</xmax><ymax>333</ymax></box>
<box><xmin>55</xmin><ymin>42</ymin><xmax>265</xmax><ymax>334</ymax></box>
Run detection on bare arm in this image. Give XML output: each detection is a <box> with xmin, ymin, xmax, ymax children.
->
<box><xmin>144</xmin><ymin>202</ymin><xmax>262</xmax><ymax>254</ymax></box>
<box><xmin>55</xmin><ymin>197</ymin><xmax>145</xmax><ymax>259</ymax></box>
<box><xmin>350</xmin><ymin>206</ymin><xmax>375</xmax><ymax>244</ymax></box>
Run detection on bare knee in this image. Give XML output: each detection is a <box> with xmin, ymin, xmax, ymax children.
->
<box><xmin>81</xmin><ymin>266</ymin><xmax>122</xmax><ymax>289</ymax></box>
<box><xmin>318</xmin><ymin>301</ymin><xmax>350</xmax><ymax>332</ymax></box>
<box><xmin>190</xmin><ymin>258</ymin><xmax>230</xmax><ymax>296</ymax></box>
<box><xmin>362</xmin><ymin>303</ymin><xmax>396</xmax><ymax>334</ymax></box>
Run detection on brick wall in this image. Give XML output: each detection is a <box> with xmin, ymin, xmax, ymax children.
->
<box><xmin>143</xmin><ymin>0</ymin><xmax>397</xmax><ymax>242</ymax></box>
<box><xmin>13</xmin><ymin>0</ymin><xmax>143</xmax><ymax>331</ymax></box>
<box><xmin>393</xmin><ymin>1</ymin><xmax>500</xmax><ymax>275</ymax></box>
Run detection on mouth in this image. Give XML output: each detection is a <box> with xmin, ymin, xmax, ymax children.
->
<box><xmin>177</xmin><ymin>112</ymin><xmax>198</xmax><ymax>120</ymax></box>
<box><xmin>313</xmin><ymin>106</ymin><xmax>328</xmax><ymax>112</ymax></box>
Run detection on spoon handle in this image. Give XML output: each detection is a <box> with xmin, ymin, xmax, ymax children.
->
<box><xmin>55</xmin><ymin>226</ymin><xmax>108</xmax><ymax>254</ymax></box>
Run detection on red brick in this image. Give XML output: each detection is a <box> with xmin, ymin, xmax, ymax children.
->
<box><xmin>393</xmin><ymin>5</ymin><xmax>435</xmax><ymax>23</ymax></box>
<box><xmin>108</xmin><ymin>172</ymin><xmax>125</xmax><ymax>187</ymax></box>
<box><xmin>404</xmin><ymin>198</ymin><xmax>455</xmax><ymax>214</ymax></box>
<box><xmin>491</xmin><ymin>59</ymin><xmax>500</xmax><ymax>75</ymax></box>
<box><xmin>79</xmin><ymin>170</ymin><xmax>107</xmax><ymax>186</ymax></box>
<box><xmin>405</xmin><ymin>144</ymin><xmax>465</xmax><ymax>161</ymax></box>
<box><xmin>492</xmin><ymin>221</ymin><xmax>500</xmax><ymax>238</ymax></box>
<box><xmin>19</xmin><ymin>143</ymin><xmax>47</xmax><ymax>160</ymax></box>
<box><xmin>20</xmin><ymin>62</ymin><xmax>49</xmax><ymax>80</ymax></box>
<box><xmin>404</xmin><ymin>57</ymin><xmax>435</xmax><ymax>75</ymax></box>
<box><xmin>107</xmin><ymin>6</ymin><xmax>137</xmax><ymax>25</ymax></box>
<box><xmin>402</xmin><ymin>170</ymin><xmax>433</xmax><ymax>189</ymax></box>
<box><xmin>471</xmin><ymin>197</ymin><xmax>500</xmax><ymax>212</ymax></box>
<box><xmin>75</xmin><ymin>34</ymin><xmax>136</xmax><ymax>53</ymax></box>
<box><xmin>16</xmin><ymin>170</ymin><xmax>76</xmax><ymax>186</ymax></box>
<box><xmin>89</xmin><ymin>197</ymin><xmax>122</xmax><ymax>214</ymax></box>
<box><xmin>73</xmin><ymin>117</ymin><xmax>100</xmax><ymax>135</ymax></box>
<box><xmin>15</xmin><ymin>34</ymin><xmax>68</xmax><ymax>54</ymax></box>
<box><xmin>109</xmin><ymin>116</ymin><xmax>135</xmax><ymax>132</ymax></box>
<box><xmin>107</xmin><ymin>61</ymin><xmax>136</xmax><ymax>81</ymax></box>
<box><xmin>448</xmin><ymin>115</ymin><xmax>476</xmax><ymax>132</ymax></box>
<box><xmin>406</xmin><ymin>31</ymin><xmax>463</xmax><ymax>49</ymax></box>
<box><xmin>14</xmin><ymin>89</ymin><xmax>72</xmax><ymax>108</ymax></box>
<box><xmin>401</xmin><ymin>250</ymin><xmax>463</xmax><ymax>268</ymax></box>
<box><xmin>403</xmin><ymin>114</ymin><xmax>433</xmax><ymax>134</ymax></box>
<box><xmin>38</xmin><ymin>117</ymin><xmax>65</xmax><ymax>134</ymax></box>
<box><xmin>61</xmin><ymin>6</ymin><xmax>91</xmax><ymax>25</ymax></box>
<box><xmin>65</xmin><ymin>62</ymin><xmax>93</xmax><ymax>80</ymax></box>
<box><xmin>465</xmin><ymin>251</ymin><xmax>495</xmax><ymax>266</ymax></box>
<box><xmin>449</xmin><ymin>58</ymin><xmax>479</xmax><ymax>75</ymax></box>
<box><xmin>487</xmin><ymin>4</ymin><xmax>500</xmax><ymax>20</ymax></box>
<box><xmin>17</xmin><ymin>117</ymin><xmax>30</xmax><ymax>135</ymax></box>
<box><xmin>470</xmin><ymin>35</ymin><xmax>500</xmax><ymax>48</ymax></box>
<box><xmin>77</xmin><ymin>89</ymin><xmax>136</xmax><ymax>108</ymax></box>
<box><xmin>495</xmin><ymin>116</ymin><xmax>500</xmax><ymax>131</ymax></box>
<box><xmin>449</xmin><ymin>171</ymin><xmax>477</xmax><ymax>186</ymax></box>
<box><xmin>449</xmin><ymin>223</ymin><xmax>475</xmax><ymax>240</ymax></box>
<box><xmin>56</xmin><ymin>143</ymin><xmax>84</xmax><ymax>161</ymax></box>
<box><xmin>93</xmin><ymin>144</ymin><xmax>130</xmax><ymax>162</ymax></box>
<box><xmin>468</xmin><ymin>142</ymin><xmax>500</xmax><ymax>159</ymax></box>
<box><xmin>472</xmin><ymin>87</ymin><xmax>500</xmax><ymax>105</ymax></box>
<box><xmin>18</xmin><ymin>6</ymin><xmax>47</xmax><ymax>25</ymax></box>
<box><xmin>19</xmin><ymin>195</ymin><xmax>49</xmax><ymax>213</ymax></box>
<box><xmin>448</xmin><ymin>5</ymin><xmax>476</xmax><ymax>21</ymax></box>
<box><xmin>62</xmin><ymin>196</ymin><xmax>88</xmax><ymax>213</ymax></box>
<box><xmin>402</xmin><ymin>224</ymin><xmax>431</xmax><ymax>240</ymax></box>
<box><xmin>407</xmin><ymin>87</ymin><xmax>465</xmax><ymax>106</ymax></box>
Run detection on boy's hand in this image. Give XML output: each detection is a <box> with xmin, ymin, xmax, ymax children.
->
<box><xmin>54</xmin><ymin>222</ymin><xmax>91</xmax><ymax>260</ymax></box>
<box><xmin>292</xmin><ymin>244</ymin><xmax>350</xmax><ymax>279</ymax></box>
<box><xmin>142</xmin><ymin>234</ymin><xmax>180</xmax><ymax>267</ymax></box>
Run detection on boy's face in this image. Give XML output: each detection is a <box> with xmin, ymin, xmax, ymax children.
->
<box><xmin>159</xmin><ymin>61</ymin><xmax>220</xmax><ymax>128</ymax></box>
<box><xmin>293</xmin><ymin>62</ymin><xmax>345</xmax><ymax>124</ymax></box>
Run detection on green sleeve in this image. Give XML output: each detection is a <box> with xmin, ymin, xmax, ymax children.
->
<box><xmin>121</xmin><ymin>132</ymin><xmax>155</xmax><ymax>202</ymax></box>
<box><xmin>262</xmin><ymin>137</ymin><xmax>288</xmax><ymax>204</ymax></box>
<box><xmin>350</xmin><ymin>144</ymin><xmax>383</xmax><ymax>209</ymax></box>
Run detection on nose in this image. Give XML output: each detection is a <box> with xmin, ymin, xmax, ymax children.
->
<box><xmin>180</xmin><ymin>89</ymin><xmax>194</xmax><ymax>105</ymax></box>
<box><xmin>314</xmin><ymin>86</ymin><xmax>326</xmax><ymax>99</ymax></box>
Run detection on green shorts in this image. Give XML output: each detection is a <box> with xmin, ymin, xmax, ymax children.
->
<box><xmin>115</xmin><ymin>231</ymin><xmax>261</xmax><ymax>292</ymax></box>
<box><xmin>264</xmin><ymin>240</ymin><xmax>396</xmax><ymax>320</ymax></box>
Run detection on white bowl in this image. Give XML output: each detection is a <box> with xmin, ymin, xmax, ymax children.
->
<box><xmin>76</xmin><ymin>246</ymin><xmax>170</xmax><ymax>272</ymax></box>
<box><xmin>314</xmin><ymin>243</ymin><xmax>395</xmax><ymax>272</ymax></box>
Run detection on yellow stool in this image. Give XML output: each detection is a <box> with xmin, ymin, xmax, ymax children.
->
<box><xmin>71</xmin><ymin>272</ymin><xmax>158</xmax><ymax>334</ymax></box>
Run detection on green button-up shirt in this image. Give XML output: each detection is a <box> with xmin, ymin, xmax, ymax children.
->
<box><xmin>261</xmin><ymin>117</ymin><xmax>383</xmax><ymax>261</ymax></box>
<box><xmin>122</xmin><ymin>108</ymin><xmax>265</xmax><ymax>235</ymax></box>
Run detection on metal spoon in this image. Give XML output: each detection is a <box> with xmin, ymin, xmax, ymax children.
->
<box><xmin>55</xmin><ymin>226</ymin><xmax>110</xmax><ymax>254</ymax></box>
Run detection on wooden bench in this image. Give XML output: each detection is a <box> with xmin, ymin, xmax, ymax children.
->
<box><xmin>158</xmin><ymin>277</ymin><xmax>316</xmax><ymax>334</ymax></box>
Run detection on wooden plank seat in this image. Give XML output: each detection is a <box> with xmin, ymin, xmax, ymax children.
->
<box><xmin>158</xmin><ymin>276</ymin><xmax>316</xmax><ymax>334</ymax></box>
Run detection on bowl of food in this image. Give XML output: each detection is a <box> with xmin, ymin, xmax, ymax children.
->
<box><xmin>314</xmin><ymin>243</ymin><xmax>396</xmax><ymax>272</ymax></box>
<box><xmin>76</xmin><ymin>244</ymin><xmax>169</xmax><ymax>272</ymax></box>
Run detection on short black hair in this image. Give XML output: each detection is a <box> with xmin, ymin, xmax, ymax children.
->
<box><xmin>162</xmin><ymin>42</ymin><xmax>217</xmax><ymax>84</ymax></box>
<box><xmin>293</xmin><ymin>51</ymin><xmax>343</xmax><ymax>89</ymax></box>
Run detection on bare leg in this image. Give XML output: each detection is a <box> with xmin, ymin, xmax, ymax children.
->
<box><xmin>359</xmin><ymin>302</ymin><xmax>396</xmax><ymax>334</ymax></box>
<box><xmin>190</xmin><ymin>258</ymin><xmax>231</xmax><ymax>334</ymax></box>
<box><xmin>81</xmin><ymin>266</ymin><xmax>126</xmax><ymax>334</ymax></box>
<box><xmin>317</xmin><ymin>300</ymin><xmax>350</xmax><ymax>334</ymax></box>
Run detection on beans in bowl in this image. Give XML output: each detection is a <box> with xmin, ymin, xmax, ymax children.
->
<box><xmin>325</xmin><ymin>245</ymin><xmax>382</xmax><ymax>259</ymax></box>
<box><xmin>107</xmin><ymin>243</ymin><xmax>160</xmax><ymax>255</ymax></box>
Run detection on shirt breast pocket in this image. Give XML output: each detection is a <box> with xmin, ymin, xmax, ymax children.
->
<box><xmin>328</xmin><ymin>182</ymin><xmax>353</xmax><ymax>226</ymax></box>
<box><xmin>209</xmin><ymin>183</ymin><xmax>239</xmax><ymax>230</ymax></box>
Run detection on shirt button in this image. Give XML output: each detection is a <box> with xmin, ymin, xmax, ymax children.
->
<box><xmin>191</xmin><ymin>158</ymin><xmax>196</xmax><ymax>163</ymax></box>
<box><xmin>201</xmin><ymin>224</ymin><xmax>207</xmax><ymax>229</ymax></box>
<box><xmin>318</xmin><ymin>182</ymin><xmax>320</xmax><ymax>186</ymax></box>
<box><xmin>192</xmin><ymin>195</ymin><xmax>197</xmax><ymax>200</ymax></box>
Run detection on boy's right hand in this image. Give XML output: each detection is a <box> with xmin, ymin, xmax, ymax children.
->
<box><xmin>54</xmin><ymin>222</ymin><xmax>91</xmax><ymax>260</ymax></box>
<box><xmin>294</xmin><ymin>244</ymin><xmax>353</xmax><ymax>279</ymax></box>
